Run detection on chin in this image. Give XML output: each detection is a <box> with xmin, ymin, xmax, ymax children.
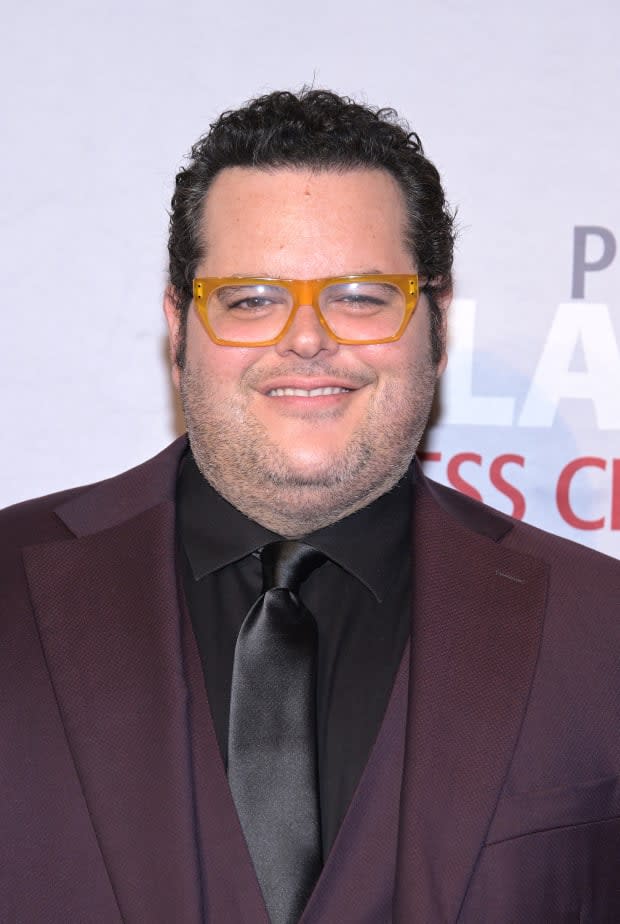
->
<box><xmin>267</xmin><ymin>444</ymin><xmax>352</xmax><ymax>483</ymax></box>
<box><xmin>258</xmin><ymin>438</ymin><xmax>376</xmax><ymax>492</ymax></box>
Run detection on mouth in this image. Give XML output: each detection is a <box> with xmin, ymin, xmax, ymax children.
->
<box><xmin>266</xmin><ymin>386</ymin><xmax>352</xmax><ymax>397</ymax></box>
<box><xmin>259</xmin><ymin>374</ymin><xmax>364</xmax><ymax>398</ymax></box>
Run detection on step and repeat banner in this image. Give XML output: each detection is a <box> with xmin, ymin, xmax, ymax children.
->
<box><xmin>2</xmin><ymin>0</ymin><xmax>618</xmax><ymax>559</ymax></box>
<box><xmin>422</xmin><ymin>230</ymin><xmax>620</xmax><ymax>555</ymax></box>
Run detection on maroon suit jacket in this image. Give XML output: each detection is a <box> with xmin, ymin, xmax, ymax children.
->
<box><xmin>1</xmin><ymin>437</ymin><xmax>619</xmax><ymax>922</ymax></box>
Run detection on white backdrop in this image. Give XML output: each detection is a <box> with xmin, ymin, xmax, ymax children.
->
<box><xmin>2</xmin><ymin>0</ymin><xmax>619</xmax><ymax>559</ymax></box>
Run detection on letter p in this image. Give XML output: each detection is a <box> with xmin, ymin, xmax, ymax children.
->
<box><xmin>572</xmin><ymin>226</ymin><xmax>616</xmax><ymax>298</ymax></box>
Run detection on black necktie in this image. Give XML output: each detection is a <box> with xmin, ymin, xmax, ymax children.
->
<box><xmin>228</xmin><ymin>541</ymin><xmax>326</xmax><ymax>924</ymax></box>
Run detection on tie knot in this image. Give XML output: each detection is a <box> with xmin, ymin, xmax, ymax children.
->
<box><xmin>261</xmin><ymin>541</ymin><xmax>326</xmax><ymax>594</ymax></box>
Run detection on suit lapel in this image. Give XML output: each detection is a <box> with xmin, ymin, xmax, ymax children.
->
<box><xmin>23</xmin><ymin>440</ymin><xmax>205</xmax><ymax>922</ymax></box>
<box><xmin>394</xmin><ymin>476</ymin><xmax>548</xmax><ymax>922</ymax></box>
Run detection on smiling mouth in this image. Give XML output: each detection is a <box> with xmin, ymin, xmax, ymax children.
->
<box><xmin>266</xmin><ymin>386</ymin><xmax>353</xmax><ymax>397</ymax></box>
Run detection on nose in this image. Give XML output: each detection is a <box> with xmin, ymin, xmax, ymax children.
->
<box><xmin>275</xmin><ymin>303</ymin><xmax>338</xmax><ymax>359</ymax></box>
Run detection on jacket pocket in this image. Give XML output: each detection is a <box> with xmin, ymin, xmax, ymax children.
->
<box><xmin>486</xmin><ymin>774</ymin><xmax>619</xmax><ymax>844</ymax></box>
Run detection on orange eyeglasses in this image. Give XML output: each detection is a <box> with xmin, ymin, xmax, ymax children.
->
<box><xmin>192</xmin><ymin>274</ymin><xmax>421</xmax><ymax>346</ymax></box>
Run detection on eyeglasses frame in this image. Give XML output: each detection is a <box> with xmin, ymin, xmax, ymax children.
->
<box><xmin>192</xmin><ymin>274</ymin><xmax>421</xmax><ymax>347</ymax></box>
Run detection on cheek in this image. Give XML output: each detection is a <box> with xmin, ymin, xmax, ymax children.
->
<box><xmin>357</xmin><ymin>342</ymin><xmax>420</xmax><ymax>389</ymax></box>
<box><xmin>186</xmin><ymin>323</ymin><xmax>258</xmax><ymax>392</ymax></box>
<box><xmin>199</xmin><ymin>355</ymin><xmax>254</xmax><ymax>398</ymax></box>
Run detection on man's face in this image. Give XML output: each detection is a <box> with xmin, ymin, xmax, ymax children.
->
<box><xmin>165</xmin><ymin>166</ymin><xmax>448</xmax><ymax>536</ymax></box>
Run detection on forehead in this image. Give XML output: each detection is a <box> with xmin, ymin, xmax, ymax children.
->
<box><xmin>199</xmin><ymin>166</ymin><xmax>413</xmax><ymax>277</ymax></box>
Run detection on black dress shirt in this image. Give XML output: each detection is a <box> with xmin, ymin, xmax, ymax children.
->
<box><xmin>177</xmin><ymin>451</ymin><xmax>412</xmax><ymax>856</ymax></box>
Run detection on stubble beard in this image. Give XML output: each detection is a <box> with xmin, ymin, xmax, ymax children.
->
<box><xmin>180</xmin><ymin>356</ymin><xmax>438</xmax><ymax>538</ymax></box>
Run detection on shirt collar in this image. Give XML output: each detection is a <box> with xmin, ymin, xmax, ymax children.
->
<box><xmin>177</xmin><ymin>450</ymin><xmax>413</xmax><ymax>603</ymax></box>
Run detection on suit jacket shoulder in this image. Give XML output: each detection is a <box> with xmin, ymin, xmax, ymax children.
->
<box><xmin>0</xmin><ymin>438</ymin><xmax>188</xmax><ymax>544</ymax></box>
<box><xmin>423</xmin><ymin>469</ymin><xmax>620</xmax><ymax>583</ymax></box>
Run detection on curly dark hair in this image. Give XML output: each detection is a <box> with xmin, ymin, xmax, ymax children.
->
<box><xmin>168</xmin><ymin>88</ymin><xmax>456</xmax><ymax>365</ymax></box>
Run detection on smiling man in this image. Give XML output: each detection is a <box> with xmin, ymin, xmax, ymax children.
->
<box><xmin>1</xmin><ymin>90</ymin><xmax>619</xmax><ymax>924</ymax></box>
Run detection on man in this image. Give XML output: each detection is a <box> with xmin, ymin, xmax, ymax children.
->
<box><xmin>1</xmin><ymin>89</ymin><xmax>619</xmax><ymax>923</ymax></box>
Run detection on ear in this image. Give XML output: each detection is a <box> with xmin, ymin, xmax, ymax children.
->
<box><xmin>163</xmin><ymin>286</ymin><xmax>182</xmax><ymax>390</ymax></box>
<box><xmin>435</xmin><ymin>289</ymin><xmax>452</xmax><ymax>377</ymax></box>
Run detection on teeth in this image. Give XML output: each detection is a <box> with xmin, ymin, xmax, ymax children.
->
<box><xmin>268</xmin><ymin>386</ymin><xmax>351</xmax><ymax>397</ymax></box>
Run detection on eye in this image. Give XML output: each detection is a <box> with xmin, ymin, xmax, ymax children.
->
<box><xmin>324</xmin><ymin>290</ymin><xmax>391</xmax><ymax>314</ymax></box>
<box><xmin>214</xmin><ymin>285</ymin><xmax>289</xmax><ymax>314</ymax></box>
<box><xmin>337</xmin><ymin>293</ymin><xmax>387</xmax><ymax>307</ymax></box>
<box><xmin>227</xmin><ymin>296</ymin><xmax>276</xmax><ymax>311</ymax></box>
<box><xmin>322</xmin><ymin>282</ymin><xmax>399</xmax><ymax>312</ymax></box>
